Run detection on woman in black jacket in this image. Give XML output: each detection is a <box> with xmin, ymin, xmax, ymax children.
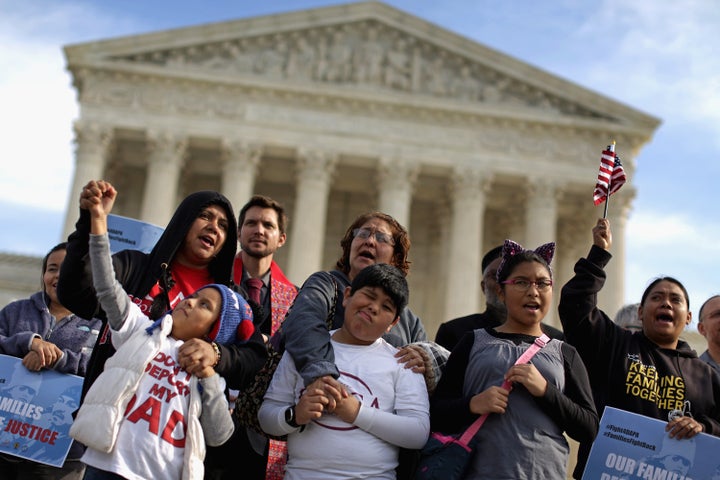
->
<box><xmin>559</xmin><ymin>218</ymin><xmax>720</xmax><ymax>478</ymax></box>
<box><xmin>58</xmin><ymin>180</ymin><xmax>266</xmax><ymax>397</ymax></box>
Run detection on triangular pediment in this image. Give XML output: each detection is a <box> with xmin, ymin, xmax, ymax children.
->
<box><xmin>65</xmin><ymin>1</ymin><xmax>658</xmax><ymax>130</ymax></box>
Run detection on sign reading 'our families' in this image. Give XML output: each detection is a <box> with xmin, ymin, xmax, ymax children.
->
<box><xmin>583</xmin><ymin>407</ymin><xmax>720</xmax><ymax>480</ymax></box>
<box><xmin>0</xmin><ymin>354</ymin><xmax>83</xmax><ymax>467</ymax></box>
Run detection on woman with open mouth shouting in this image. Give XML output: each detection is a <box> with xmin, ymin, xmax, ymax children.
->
<box><xmin>559</xmin><ymin>218</ymin><xmax>720</xmax><ymax>479</ymax></box>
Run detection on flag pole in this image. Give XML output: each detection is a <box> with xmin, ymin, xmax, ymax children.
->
<box><xmin>602</xmin><ymin>141</ymin><xmax>617</xmax><ymax>219</ymax></box>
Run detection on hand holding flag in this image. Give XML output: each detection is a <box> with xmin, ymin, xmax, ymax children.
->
<box><xmin>593</xmin><ymin>141</ymin><xmax>627</xmax><ymax>217</ymax></box>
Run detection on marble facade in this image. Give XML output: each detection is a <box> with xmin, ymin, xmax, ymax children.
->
<box><xmin>11</xmin><ymin>2</ymin><xmax>664</xmax><ymax>336</ymax></box>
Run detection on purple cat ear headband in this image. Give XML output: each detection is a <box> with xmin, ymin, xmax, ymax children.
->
<box><xmin>495</xmin><ymin>239</ymin><xmax>556</xmax><ymax>282</ymax></box>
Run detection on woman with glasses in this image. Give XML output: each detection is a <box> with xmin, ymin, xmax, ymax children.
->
<box><xmin>282</xmin><ymin>212</ymin><xmax>429</xmax><ymax>387</ymax></box>
<box><xmin>430</xmin><ymin>239</ymin><xmax>598</xmax><ymax>480</ymax></box>
<box><xmin>0</xmin><ymin>242</ymin><xmax>101</xmax><ymax>479</ymax></box>
<box><xmin>559</xmin><ymin>218</ymin><xmax>720</xmax><ymax>478</ymax></box>
<box><xmin>278</xmin><ymin>212</ymin><xmax>436</xmax><ymax>479</ymax></box>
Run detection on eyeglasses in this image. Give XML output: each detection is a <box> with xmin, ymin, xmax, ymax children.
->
<box><xmin>501</xmin><ymin>278</ymin><xmax>553</xmax><ymax>292</ymax></box>
<box><xmin>353</xmin><ymin>228</ymin><xmax>395</xmax><ymax>245</ymax></box>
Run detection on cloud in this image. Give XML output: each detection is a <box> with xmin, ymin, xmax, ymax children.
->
<box><xmin>625</xmin><ymin>210</ymin><xmax>720</xmax><ymax>323</ymax></box>
<box><xmin>0</xmin><ymin>2</ymin><xmax>145</xmax><ymax>212</ymax></box>
<box><xmin>571</xmin><ymin>1</ymin><xmax>720</xmax><ymax>133</ymax></box>
<box><xmin>0</xmin><ymin>45</ymin><xmax>75</xmax><ymax>212</ymax></box>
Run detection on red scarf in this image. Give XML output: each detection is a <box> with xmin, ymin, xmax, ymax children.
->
<box><xmin>233</xmin><ymin>256</ymin><xmax>297</xmax><ymax>479</ymax></box>
<box><xmin>232</xmin><ymin>257</ymin><xmax>297</xmax><ymax>335</ymax></box>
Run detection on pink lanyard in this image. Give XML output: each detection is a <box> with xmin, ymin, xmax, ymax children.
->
<box><xmin>458</xmin><ymin>333</ymin><xmax>551</xmax><ymax>445</ymax></box>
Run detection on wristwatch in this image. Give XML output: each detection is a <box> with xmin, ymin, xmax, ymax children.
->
<box><xmin>284</xmin><ymin>405</ymin><xmax>300</xmax><ymax>428</ymax></box>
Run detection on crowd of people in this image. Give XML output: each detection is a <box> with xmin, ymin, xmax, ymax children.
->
<box><xmin>0</xmin><ymin>181</ymin><xmax>719</xmax><ymax>480</ymax></box>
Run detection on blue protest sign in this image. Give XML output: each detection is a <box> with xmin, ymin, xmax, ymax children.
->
<box><xmin>107</xmin><ymin>214</ymin><xmax>164</xmax><ymax>254</ymax></box>
<box><xmin>0</xmin><ymin>354</ymin><xmax>83</xmax><ymax>467</ymax></box>
<box><xmin>582</xmin><ymin>406</ymin><xmax>720</xmax><ymax>479</ymax></box>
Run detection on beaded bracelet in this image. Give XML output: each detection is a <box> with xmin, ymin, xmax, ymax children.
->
<box><xmin>211</xmin><ymin>342</ymin><xmax>221</xmax><ymax>368</ymax></box>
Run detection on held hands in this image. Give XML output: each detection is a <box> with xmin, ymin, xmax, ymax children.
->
<box><xmin>24</xmin><ymin>338</ymin><xmax>63</xmax><ymax>370</ymax></box>
<box><xmin>178</xmin><ymin>339</ymin><xmax>216</xmax><ymax>377</ymax></box>
<box><xmin>306</xmin><ymin>376</ymin><xmax>348</xmax><ymax>413</ymax></box>
<box><xmin>295</xmin><ymin>376</ymin><xmax>355</xmax><ymax>425</ymax></box>
<box><xmin>322</xmin><ymin>378</ymin><xmax>360</xmax><ymax>423</ymax></box>
<box><xmin>592</xmin><ymin>218</ymin><xmax>612</xmax><ymax>251</ymax></box>
<box><xmin>666</xmin><ymin>416</ymin><xmax>704</xmax><ymax>440</ymax></box>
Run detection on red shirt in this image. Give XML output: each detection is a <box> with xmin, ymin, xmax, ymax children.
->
<box><xmin>129</xmin><ymin>262</ymin><xmax>213</xmax><ymax>316</ymax></box>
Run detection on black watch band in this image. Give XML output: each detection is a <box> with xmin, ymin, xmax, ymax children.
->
<box><xmin>284</xmin><ymin>405</ymin><xmax>300</xmax><ymax>428</ymax></box>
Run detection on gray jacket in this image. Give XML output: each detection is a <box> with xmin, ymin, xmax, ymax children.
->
<box><xmin>282</xmin><ymin>270</ymin><xmax>427</xmax><ymax>385</ymax></box>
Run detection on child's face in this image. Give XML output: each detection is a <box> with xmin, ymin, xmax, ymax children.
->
<box><xmin>340</xmin><ymin>286</ymin><xmax>399</xmax><ymax>345</ymax></box>
<box><xmin>171</xmin><ymin>288</ymin><xmax>222</xmax><ymax>341</ymax></box>
<box><xmin>498</xmin><ymin>260</ymin><xmax>552</xmax><ymax>330</ymax></box>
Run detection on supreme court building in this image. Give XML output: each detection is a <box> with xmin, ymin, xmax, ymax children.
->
<box><xmin>53</xmin><ymin>2</ymin><xmax>659</xmax><ymax>336</ymax></box>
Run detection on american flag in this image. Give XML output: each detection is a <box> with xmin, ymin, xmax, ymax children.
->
<box><xmin>593</xmin><ymin>143</ymin><xmax>627</xmax><ymax>206</ymax></box>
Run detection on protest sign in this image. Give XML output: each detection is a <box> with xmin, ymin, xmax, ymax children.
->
<box><xmin>107</xmin><ymin>214</ymin><xmax>163</xmax><ymax>254</ymax></box>
<box><xmin>0</xmin><ymin>354</ymin><xmax>83</xmax><ymax>467</ymax></box>
<box><xmin>582</xmin><ymin>406</ymin><xmax>720</xmax><ymax>480</ymax></box>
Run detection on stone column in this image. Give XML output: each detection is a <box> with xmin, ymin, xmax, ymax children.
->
<box><xmin>524</xmin><ymin>179</ymin><xmax>558</xmax><ymax>247</ymax></box>
<box><xmin>377</xmin><ymin>156</ymin><xmax>418</xmax><ymax>229</ymax></box>
<box><xmin>554</xmin><ymin>210</ymin><xmax>591</xmax><ymax>330</ymax></box>
<box><xmin>62</xmin><ymin>122</ymin><xmax>113</xmax><ymax>238</ymax></box>
<box><xmin>286</xmin><ymin>149</ymin><xmax>337</xmax><ymax>284</ymax></box>
<box><xmin>444</xmin><ymin>167</ymin><xmax>490</xmax><ymax>320</ymax></box>
<box><xmin>220</xmin><ymin>139</ymin><xmax>262</xmax><ymax>214</ymax></box>
<box><xmin>140</xmin><ymin>131</ymin><xmax>187</xmax><ymax>227</ymax></box>
<box><xmin>601</xmin><ymin>187</ymin><xmax>636</xmax><ymax>315</ymax></box>
<box><xmin>524</xmin><ymin>178</ymin><xmax>559</xmax><ymax>325</ymax></box>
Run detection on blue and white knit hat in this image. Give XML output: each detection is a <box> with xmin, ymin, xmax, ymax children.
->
<box><xmin>200</xmin><ymin>284</ymin><xmax>254</xmax><ymax>345</ymax></box>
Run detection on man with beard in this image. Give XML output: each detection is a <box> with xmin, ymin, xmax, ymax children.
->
<box><xmin>233</xmin><ymin>195</ymin><xmax>298</xmax><ymax>341</ymax></box>
<box><xmin>435</xmin><ymin>245</ymin><xmax>563</xmax><ymax>351</ymax></box>
<box><xmin>209</xmin><ymin>195</ymin><xmax>298</xmax><ymax>480</ymax></box>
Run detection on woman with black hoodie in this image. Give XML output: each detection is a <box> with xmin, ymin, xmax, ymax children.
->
<box><xmin>58</xmin><ymin>180</ymin><xmax>266</xmax><ymax>398</ymax></box>
<box><xmin>559</xmin><ymin>218</ymin><xmax>720</xmax><ymax>478</ymax></box>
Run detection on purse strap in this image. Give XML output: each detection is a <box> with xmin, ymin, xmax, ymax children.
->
<box><xmin>457</xmin><ymin>333</ymin><xmax>551</xmax><ymax>445</ymax></box>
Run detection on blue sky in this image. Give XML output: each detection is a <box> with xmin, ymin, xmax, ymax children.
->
<box><xmin>1</xmin><ymin>0</ymin><xmax>719</xmax><ymax>324</ymax></box>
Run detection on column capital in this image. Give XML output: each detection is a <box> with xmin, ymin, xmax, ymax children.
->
<box><xmin>221</xmin><ymin>139</ymin><xmax>263</xmax><ymax>166</ymax></box>
<box><xmin>377</xmin><ymin>156</ymin><xmax>420</xmax><ymax>187</ymax></box>
<box><xmin>526</xmin><ymin>177</ymin><xmax>560</xmax><ymax>200</ymax></box>
<box><xmin>145</xmin><ymin>131</ymin><xmax>188</xmax><ymax>166</ymax></box>
<box><xmin>450</xmin><ymin>166</ymin><xmax>492</xmax><ymax>199</ymax></box>
<box><xmin>296</xmin><ymin>148</ymin><xmax>338</xmax><ymax>182</ymax></box>
<box><xmin>73</xmin><ymin>122</ymin><xmax>113</xmax><ymax>158</ymax></box>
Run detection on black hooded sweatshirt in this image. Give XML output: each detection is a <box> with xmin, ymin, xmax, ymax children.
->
<box><xmin>58</xmin><ymin>191</ymin><xmax>266</xmax><ymax>397</ymax></box>
<box><xmin>559</xmin><ymin>245</ymin><xmax>720</xmax><ymax>477</ymax></box>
